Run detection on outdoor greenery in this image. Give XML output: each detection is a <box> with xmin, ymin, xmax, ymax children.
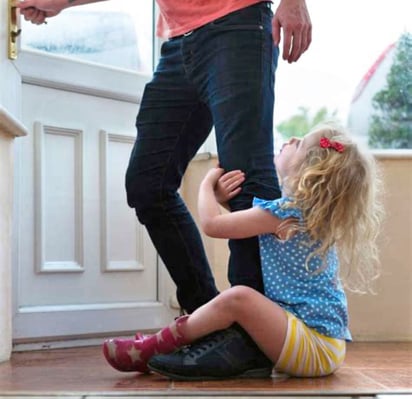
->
<box><xmin>368</xmin><ymin>32</ymin><xmax>412</xmax><ymax>149</ymax></box>
<box><xmin>276</xmin><ymin>106</ymin><xmax>339</xmax><ymax>139</ymax></box>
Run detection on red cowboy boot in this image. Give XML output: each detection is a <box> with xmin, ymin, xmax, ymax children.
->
<box><xmin>103</xmin><ymin>315</ymin><xmax>190</xmax><ymax>373</ymax></box>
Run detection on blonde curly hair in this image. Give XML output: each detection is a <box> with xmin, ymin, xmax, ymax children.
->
<box><xmin>284</xmin><ymin>123</ymin><xmax>384</xmax><ymax>293</ymax></box>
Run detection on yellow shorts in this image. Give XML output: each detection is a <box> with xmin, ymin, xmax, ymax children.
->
<box><xmin>275</xmin><ymin>311</ymin><xmax>346</xmax><ymax>377</ymax></box>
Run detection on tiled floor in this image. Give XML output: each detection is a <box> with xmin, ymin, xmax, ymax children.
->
<box><xmin>0</xmin><ymin>342</ymin><xmax>411</xmax><ymax>398</ymax></box>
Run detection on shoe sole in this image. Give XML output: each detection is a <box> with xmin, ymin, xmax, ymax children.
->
<box><xmin>148</xmin><ymin>364</ymin><xmax>273</xmax><ymax>381</ymax></box>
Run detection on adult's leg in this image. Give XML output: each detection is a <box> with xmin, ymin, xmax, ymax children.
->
<box><xmin>141</xmin><ymin>4</ymin><xmax>282</xmax><ymax>380</ymax></box>
<box><xmin>187</xmin><ymin>2</ymin><xmax>281</xmax><ymax>293</ymax></box>
<box><xmin>126</xmin><ymin>38</ymin><xmax>219</xmax><ymax>313</ymax></box>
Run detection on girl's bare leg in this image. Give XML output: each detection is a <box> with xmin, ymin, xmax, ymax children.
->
<box><xmin>103</xmin><ymin>285</ymin><xmax>287</xmax><ymax>372</ymax></box>
<box><xmin>180</xmin><ymin>285</ymin><xmax>288</xmax><ymax>363</ymax></box>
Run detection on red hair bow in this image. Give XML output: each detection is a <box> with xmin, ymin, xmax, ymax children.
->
<box><xmin>319</xmin><ymin>137</ymin><xmax>345</xmax><ymax>153</ymax></box>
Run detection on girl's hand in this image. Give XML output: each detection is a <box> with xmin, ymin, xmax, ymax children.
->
<box><xmin>202</xmin><ymin>167</ymin><xmax>226</xmax><ymax>186</ymax></box>
<box><xmin>215</xmin><ymin>169</ymin><xmax>245</xmax><ymax>205</ymax></box>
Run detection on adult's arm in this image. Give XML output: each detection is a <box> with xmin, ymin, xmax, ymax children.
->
<box><xmin>18</xmin><ymin>0</ymin><xmax>108</xmax><ymax>24</ymax></box>
<box><xmin>272</xmin><ymin>0</ymin><xmax>312</xmax><ymax>63</ymax></box>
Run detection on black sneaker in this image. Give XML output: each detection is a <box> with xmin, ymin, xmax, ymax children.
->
<box><xmin>147</xmin><ymin>324</ymin><xmax>273</xmax><ymax>380</ymax></box>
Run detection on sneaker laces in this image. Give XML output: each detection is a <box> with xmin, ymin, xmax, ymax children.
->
<box><xmin>185</xmin><ymin>330</ymin><xmax>229</xmax><ymax>358</ymax></box>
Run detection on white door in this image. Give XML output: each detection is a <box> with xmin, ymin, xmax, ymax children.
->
<box><xmin>10</xmin><ymin>1</ymin><xmax>178</xmax><ymax>346</ymax></box>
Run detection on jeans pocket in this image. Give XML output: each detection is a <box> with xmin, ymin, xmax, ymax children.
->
<box><xmin>210</xmin><ymin>2</ymin><xmax>271</xmax><ymax>33</ymax></box>
<box><xmin>211</xmin><ymin>9</ymin><xmax>264</xmax><ymax>32</ymax></box>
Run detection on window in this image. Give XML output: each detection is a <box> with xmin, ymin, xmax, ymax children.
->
<box><xmin>21</xmin><ymin>0</ymin><xmax>154</xmax><ymax>73</ymax></box>
<box><xmin>21</xmin><ymin>1</ymin><xmax>411</xmax><ymax>149</ymax></box>
<box><xmin>274</xmin><ymin>0</ymin><xmax>411</xmax><ymax>149</ymax></box>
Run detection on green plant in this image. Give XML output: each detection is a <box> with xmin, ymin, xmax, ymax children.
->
<box><xmin>368</xmin><ymin>32</ymin><xmax>412</xmax><ymax>149</ymax></box>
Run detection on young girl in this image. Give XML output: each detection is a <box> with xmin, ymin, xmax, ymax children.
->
<box><xmin>103</xmin><ymin>123</ymin><xmax>382</xmax><ymax>378</ymax></box>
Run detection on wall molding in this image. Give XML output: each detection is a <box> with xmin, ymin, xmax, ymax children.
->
<box><xmin>373</xmin><ymin>149</ymin><xmax>412</xmax><ymax>160</ymax></box>
<box><xmin>0</xmin><ymin>106</ymin><xmax>28</xmax><ymax>138</ymax></box>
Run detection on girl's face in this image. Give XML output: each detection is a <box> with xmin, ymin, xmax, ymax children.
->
<box><xmin>275</xmin><ymin>131</ymin><xmax>321</xmax><ymax>181</ymax></box>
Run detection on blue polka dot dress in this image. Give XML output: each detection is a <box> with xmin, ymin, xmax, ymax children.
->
<box><xmin>253</xmin><ymin>197</ymin><xmax>352</xmax><ymax>341</ymax></box>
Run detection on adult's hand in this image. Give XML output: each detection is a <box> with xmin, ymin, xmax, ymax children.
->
<box><xmin>272</xmin><ymin>0</ymin><xmax>312</xmax><ymax>63</ymax></box>
<box><xmin>18</xmin><ymin>0</ymin><xmax>65</xmax><ymax>24</ymax></box>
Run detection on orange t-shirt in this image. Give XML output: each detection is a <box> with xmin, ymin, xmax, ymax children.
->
<box><xmin>156</xmin><ymin>0</ymin><xmax>268</xmax><ymax>38</ymax></box>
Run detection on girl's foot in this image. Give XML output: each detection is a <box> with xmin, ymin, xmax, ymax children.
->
<box><xmin>103</xmin><ymin>337</ymin><xmax>150</xmax><ymax>373</ymax></box>
<box><xmin>103</xmin><ymin>316</ymin><xmax>190</xmax><ymax>373</ymax></box>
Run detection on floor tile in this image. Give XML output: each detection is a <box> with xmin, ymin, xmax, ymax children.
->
<box><xmin>0</xmin><ymin>342</ymin><xmax>410</xmax><ymax>396</ymax></box>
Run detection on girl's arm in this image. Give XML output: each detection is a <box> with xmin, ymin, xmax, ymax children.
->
<box><xmin>198</xmin><ymin>168</ymin><xmax>290</xmax><ymax>239</ymax></box>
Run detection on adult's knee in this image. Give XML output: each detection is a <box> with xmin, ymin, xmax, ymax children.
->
<box><xmin>125</xmin><ymin>168</ymin><xmax>163</xmax><ymax>224</ymax></box>
<box><xmin>126</xmin><ymin>169</ymin><xmax>150</xmax><ymax>207</ymax></box>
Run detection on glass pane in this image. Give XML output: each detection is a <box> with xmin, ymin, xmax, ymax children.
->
<box><xmin>21</xmin><ymin>0</ymin><xmax>154</xmax><ymax>73</ymax></box>
<box><xmin>274</xmin><ymin>0</ymin><xmax>411</xmax><ymax>150</ymax></box>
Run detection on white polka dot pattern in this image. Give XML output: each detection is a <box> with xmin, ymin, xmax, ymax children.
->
<box><xmin>253</xmin><ymin>197</ymin><xmax>352</xmax><ymax>341</ymax></box>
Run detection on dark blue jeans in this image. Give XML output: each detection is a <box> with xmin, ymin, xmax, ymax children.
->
<box><xmin>126</xmin><ymin>2</ymin><xmax>281</xmax><ymax>313</ymax></box>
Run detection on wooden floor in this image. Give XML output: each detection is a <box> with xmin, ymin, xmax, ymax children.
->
<box><xmin>0</xmin><ymin>342</ymin><xmax>411</xmax><ymax>398</ymax></box>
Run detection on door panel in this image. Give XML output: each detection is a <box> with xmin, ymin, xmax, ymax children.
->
<box><xmin>12</xmin><ymin>50</ymin><xmax>177</xmax><ymax>342</ymax></box>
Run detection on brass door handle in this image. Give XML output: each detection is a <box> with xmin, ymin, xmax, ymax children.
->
<box><xmin>8</xmin><ymin>0</ymin><xmax>21</xmax><ymax>60</ymax></box>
